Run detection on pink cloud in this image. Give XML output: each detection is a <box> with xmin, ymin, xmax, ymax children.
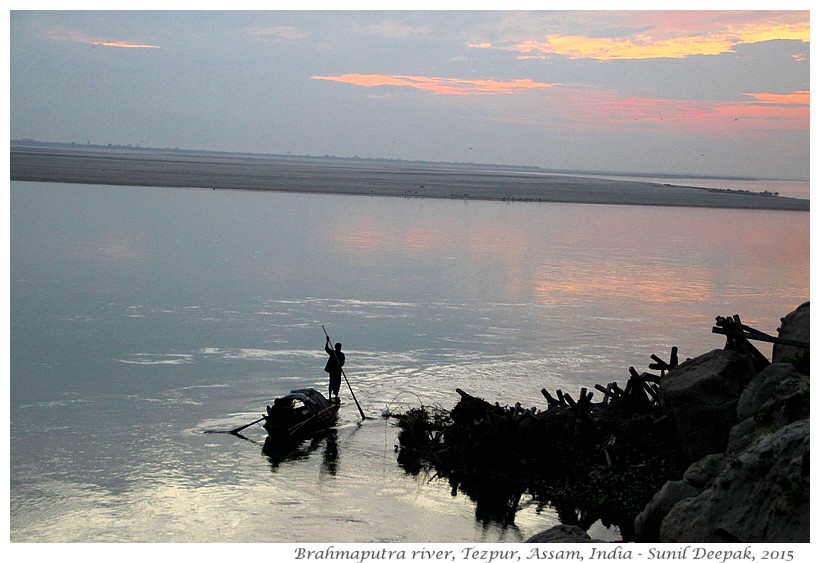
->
<box><xmin>312</xmin><ymin>74</ymin><xmax>553</xmax><ymax>96</ymax></box>
<box><xmin>44</xmin><ymin>28</ymin><xmax>159</xmax><ymax>48</ymax></box>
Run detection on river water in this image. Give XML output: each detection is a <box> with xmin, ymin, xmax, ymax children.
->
<box><xmin>9</xmin><ymin>179</ymin><xmax>809</xmax><ymax>548</ymax></box>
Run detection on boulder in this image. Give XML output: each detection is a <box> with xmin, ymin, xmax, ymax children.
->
<box><xmin>736</xmin><ymin>362</ymin><xmax>809</xmax><ymax>423</ymax></box>
<box><xmin>659</xmin><ymin>419</ymin><xmax>810</xmax><ymax>543</ymax></box>
<box><xmin>634</xmin><ymin>479</ymin><xmax>701</xmax><ymax>542</ymax></box>
<box><xmin>681</xmin><ymin>453</ymin><xmax>726</xmax><ymax>488</ymax></box>
<box><xmin>634</xmin><ymin>453</ymin><xmax>727</xmax><ymax>542</ymax></box>
<box><xmin>725</xmin><ymin>417</ymin><xmax>767</xmax><ymax>457</ymax></box>
<box><xmin>772</xmin><ymin>301</ymin><xmax>809</xmax><ymax>364</ymax></box>
<box><xmin>525</xmin><ymin>524</ymin><xmax>596</xmax><ymax>543</ymax></box>
<box><xmin>724</xmin><ymin>363</ymin><xmax>810</xmax><ymax>460</ymax></box>
<box><xmin>659</xmin><ymin>349</ymin><xmax>754</xmax><ymax>462</ymax></box>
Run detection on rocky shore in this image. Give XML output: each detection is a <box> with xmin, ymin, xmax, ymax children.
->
<box><xmin>393</xmin><ymin>303</ymin><xmax>810</xmax><ymax>543</ymax></box>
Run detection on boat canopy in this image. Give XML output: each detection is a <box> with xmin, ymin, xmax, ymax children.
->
<box><xmin>280</xmin><ymin>388</ymin><xmax>333</xmax><ymax>410</ymax></box>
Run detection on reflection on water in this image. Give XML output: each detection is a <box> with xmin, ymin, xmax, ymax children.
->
<box><xmin>262</xmin><ymin>430</ymin><xmax>340</xmax><ymax>476</ymax></box>
<box><xmin>10</xmin><ymin>181</ymin><xmax>809</xmax><ymax>542</ymax></box>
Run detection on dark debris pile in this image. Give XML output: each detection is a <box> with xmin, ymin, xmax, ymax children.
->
<box><xmin>392</xmin><ymin>349</ymin><xmax>689</xmax><ymax>539</ymax></box>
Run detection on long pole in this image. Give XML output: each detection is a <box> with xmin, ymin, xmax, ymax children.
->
<box><xmin>203</xmin><ymin>415</ymin><xmax>265</xmax><ymax>435</ymax></box>
<box><xmin>229</xmin><ymin>416</ymin><xmax>265</xmax><ymax>435</ymax></box>
<box><xmin>323</xmin><ymin>325</ymin><xmax>368</xmax><ymax>420</ymax></box>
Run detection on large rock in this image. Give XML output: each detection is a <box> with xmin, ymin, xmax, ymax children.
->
<box><xmin>725</xmin><ymin>417</ymin><xmax>767</xmax><ymax>458</ymax></box>
<box><xmin>681</xmin><ymin>453</ymin><xmax>727</xmax><ymax>487</ymax></box>
<box><xmin>772</xmin><ymin>301</ymin><xmax>809</xmax><ymax>364</ymax></box>
<box><xmin>659</xmin><ymin>349</ymin><xmax>754</xmax><ymax>462</ymax></box>
<box><xmin>736</xmin><ymin>362</ymin><xmax>809</xmax><ymax>423</ymax></box>
<box><xmin>634</xmin><ymin>479</ymin><xmax>700</xmax><ymax>542</ymax></box>
<box><xmin>725</xmin><ymin>362</ymin><xmax>809</xmax><ymax>459</ymax></box>
<box><xmin>525</xmin><ymin>524</ymin><xmax>597</xmax><ymax>543</ymax></box>
<box><xmin>633</xmin><ymin>453</ymin><xmax>726</xmax><ymax>542</ymax></box>
<box><xmin>659</xmin><ymin>419</ymin><xmax>810</xmax><ymax>542</ymax></box>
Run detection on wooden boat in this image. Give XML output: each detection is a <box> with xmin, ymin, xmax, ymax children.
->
<box><xmin>263</xmin><ymin>388</ymin><xmax>340</xmax><ymax>444</ymax></box>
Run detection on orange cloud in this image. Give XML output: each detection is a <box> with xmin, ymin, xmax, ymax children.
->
<box><xmin>744</xmin><ymin>91</ymin><xmax>809</xmax><ymax>105</ymax></box>
<box><xmin>514</xmin><ymin>34</ymin><xmax>735</xmax><ymax>60</ymax></box>
<box><xmin>312</xmin><ymin>74</ymin><xmax>553</xmax><ymax>96</ymax></box>
<box><xmin>45</xmin><ymin>28</ymin><xmax>159</xmax><ymax>48</ymax></box>
<box><xmin>504</xmin><ymin>11</ymin><xmax>809</xmax><ymax>60</ymax></box>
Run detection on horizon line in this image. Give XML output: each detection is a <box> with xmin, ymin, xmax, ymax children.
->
<box><xmin>9</xmin><ymin>137</ymin><xmax>809</xmax><ymax>184</ymax></box>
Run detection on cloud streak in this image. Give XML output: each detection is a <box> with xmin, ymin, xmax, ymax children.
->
<box><xmin>44</xmin><ymin>28</ymin><xmax>159</xmax><ymax>48</ymax></box>
<box><xmin>311</xmin><ymin>74</ymin><xmax>553</xmax><ymax>96</ymax></box>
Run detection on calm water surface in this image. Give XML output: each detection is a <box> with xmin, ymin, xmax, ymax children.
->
<box><xmin>10</xmin><ymin>181</ymin><xmax>809</xmax><ymax>544</ymax></box>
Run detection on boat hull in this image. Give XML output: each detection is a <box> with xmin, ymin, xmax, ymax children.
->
<box><xmin>262</xmin><ymin>388</ymin><xmax>340</xmax><ymax>444</ymax></box>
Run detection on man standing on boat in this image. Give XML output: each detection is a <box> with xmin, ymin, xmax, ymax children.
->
<box><xmin>324</xmin><ymin>336</ymin><xmax>345</xmax><ymax>400</ymax></box>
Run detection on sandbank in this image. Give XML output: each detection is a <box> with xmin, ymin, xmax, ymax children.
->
<box><xmin>10</xmin><ymin>144</ymin><xmax>809</xmax><ymax>211</ymax></box>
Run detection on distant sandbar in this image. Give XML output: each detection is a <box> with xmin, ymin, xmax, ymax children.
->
<box><xmin>10</xmin><ymin>145</ymin><xmax>809</xmax><ymax>211</ymax></box>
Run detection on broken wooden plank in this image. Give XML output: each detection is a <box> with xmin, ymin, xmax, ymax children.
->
<box><xmin>541</xmin><ymin>388</ymin><xmax>562</xmax><ymax>408</ymax></box>
<box><xmin>712</xmin><ymin>326</ymin><xmax>809</xmax><ymax>348</ymax></box>
<box><xmin>594</xmin><ymin>383</ymin><xmax>617</xmax><ymax>405</ymax></box>
<box><xmin>649</xmin><ymin>354</ymin><xmax>670</xmax><ymax>372</ymax></box>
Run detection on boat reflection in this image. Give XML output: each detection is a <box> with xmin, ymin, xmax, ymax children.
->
<box><xmin>262</xmin><ymin>429</ymin><xmax>339</xmax><ymax>475</ymax></box>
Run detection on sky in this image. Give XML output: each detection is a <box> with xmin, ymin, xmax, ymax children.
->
<box><xmin>8</xmin><ymin>6</ymin><xmax>811</xmax><ymax>179</ymax></box>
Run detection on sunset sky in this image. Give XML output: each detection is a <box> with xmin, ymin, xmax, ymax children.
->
<box><xmin>8</xmin><ymin>7</ymin><xmax>811</xmax><ymax>179</ymax></box>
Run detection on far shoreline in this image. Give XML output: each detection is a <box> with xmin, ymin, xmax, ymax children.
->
<box><xmin>10</xmin><ymin>143</ymin><xmax>810</xmax><ymax>212</ymax></box>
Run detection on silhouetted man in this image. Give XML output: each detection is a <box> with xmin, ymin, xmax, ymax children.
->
<box><xmin>324</xmin><ymin>337</ymin><xmax>345</xmax><ymax>400</ymax></box>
